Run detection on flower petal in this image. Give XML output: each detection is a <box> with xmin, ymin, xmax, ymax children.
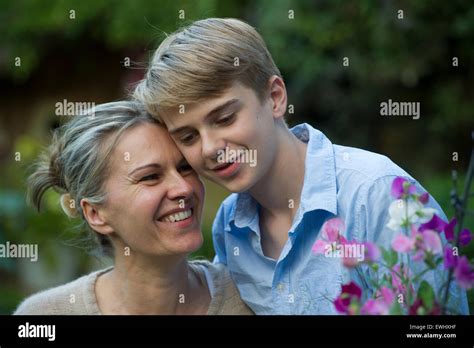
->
<box><xmin>459</xmin><ymin>229</ymin><xmax>472</xmax><ymax>247</ymax></box>
<box><xmin>391</xmin><ymin>177</ymin><xmax>407</xmax><ymax>199</ymax></box>
<box><xmin>322</xmin><ymin>217</ymin><xmax>345</xmax><ymax>242</ymax></box>
<box><xmin>443</xmin><ymin>218</ymin><xmax>457</xmax><ymax>242</ymax></box>
<box><xmin>421</xmin><ymin>230</ymin><xmax>442</xmax><ymax>254</ymax></box>
<box><xmin>419</xmin><ymin>214</ymin><xmax>447</xmax><ymax>233</ymax></box>
<box><xmin>311</xmin><ymin>240</ymin><xmax>328</xmax><ymax>254</ymax></box>
<box><xmin>391</xmin><ymin>233</ymin><xmax>415</xmax><ymax>253</ymax></box>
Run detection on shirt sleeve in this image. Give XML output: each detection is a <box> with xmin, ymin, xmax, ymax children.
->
<box><xmin>358</xmin><ymin>174</ymin><xmax>469</xmax><ymax>314</ymax></box>
<box><xmin>212</xmin><ymin>203</ymin><xmax>228</xmax><ymax>265</ymax></box>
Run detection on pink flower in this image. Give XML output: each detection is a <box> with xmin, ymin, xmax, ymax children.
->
<box><xmin>391</xmin><ymin>264</ymin><xmax>414</xmax><ymax>295</ymax></box>
<box><xmin>419</xmin><ymin>230</ymin><xmax>442</xmax><ymax>254</ymax></box>
<box><xmin>334</xmin><ymin>282</ymin><xmax>362</xmax><ymax>314</ymax></box>
<box><xmin>360</xmin><ymin>299</ymin><xmax>389</xmax><ymax>315</ymax></box>
<box><xmin>312</xmin><ymin>217</ymin><xmax>347</xmax><ymax>255</ymax></box>
<box><xmin>454</xmin><ymin>256</ymin><xmax>474</xmax><ymax>289</ymax></box>
<box><xmin>360</xmin><ymin>287</ymin><xmax>395</xmax><ymax>315</ymax></box>
<box><xmin>380</xmin><ymin>286</ymin><xmax>396</xmax><ymax>305</ymax></box>
<box><xmin>311</xmin><ymin>239</ymin><xmax>328</xmax><ymax>254</ymax></box>
<box><xmin>392</xmin><ymin>233</ymin><xmax>415</xmax><ymax>253</ymax></box>
<box><xmin>322</xmin><ymin>217</ymin><xmax>345</xmax><ymax>242</ymax></box>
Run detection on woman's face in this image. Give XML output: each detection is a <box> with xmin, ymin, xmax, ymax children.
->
<box><xmin>98</xmin><ymin>122</ymin><xmax>205</xmax><ymax>258</ymax></box>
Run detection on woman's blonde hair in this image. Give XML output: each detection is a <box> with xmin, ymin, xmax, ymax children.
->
<box><xmin>134</xmin><ymin>18</ymin><xmax>282</xmax><ymax>117</ymax></box>
<box><xmin>27</xmin><ymin>100</ymin><xmax>159</xmax><ymax>257</ymax></box>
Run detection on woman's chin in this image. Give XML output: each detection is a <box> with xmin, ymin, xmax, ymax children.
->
<box><xmin>172</xmin><ymin>229</ymin><xmax>204</xmax><ymax>254</ymax></box>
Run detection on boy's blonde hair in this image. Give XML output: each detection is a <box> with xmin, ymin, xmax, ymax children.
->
<box><xmin>134</xmin><ymin>18</ymin><xmax>281</xmax><ymax>117</ymax></box>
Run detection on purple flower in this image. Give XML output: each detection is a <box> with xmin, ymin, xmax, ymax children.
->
<box><xmin>459</xmin><ymin>229</ymin><xmax>472</xmax><ymax>247</ymax></box>
<box><xmin>419</xmin><ymin>214</ymin><xmax>447</xmax><ymax>233</ymax></box>
<box><xmin>443</xmin><ymin>218</ymin><xmax>457</xmax><ymax>242</ymax></box>
<box><xmin>364</xmin><ymin>242</ymin><xmax>381</xmax><ymax>262</ymax></box>
<box><xmin>443</xmin><ymin>245</ymin><xmax>458</xmax><ymax>269</ymax></box>
<box><xmin>454</xmin><ymin>256</ymin><xmax>474</xmax><ymax>290</ymax></box>
<box><xmin>419</xmin><ymin>192</ymin><xmax>430</xmax><ymax>204</ymax></box>
<box><xmin>391</xmin><ymin>177</ymin><xmax>416</xmax><ymax>199</ymax></box>
<box><xmin>334</xmin><ymin>282</ymin><xmax>362</xmax><ymax>314</ymax></box>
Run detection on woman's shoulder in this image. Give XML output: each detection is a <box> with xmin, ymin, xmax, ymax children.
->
<box><xmin>190</xmin><ymin>259</ymin><xmax>254</xmax><ymax>315</ymax></box>
<box><xmin>13</xmin><ymin>268</ymin><xmax>111</xmax><ymax>315</ymax></box>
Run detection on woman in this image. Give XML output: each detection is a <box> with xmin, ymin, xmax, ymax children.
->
<box><xmin>14</xmin><ymin>101</ymin><xmax>253</xmax><ymax>315</ymax></box>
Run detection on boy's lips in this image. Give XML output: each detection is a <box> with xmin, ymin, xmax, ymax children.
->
<box><xmin>212</xmin><ymin>160</ymin><xmax>241</xmax><ymax>178</ymax></box>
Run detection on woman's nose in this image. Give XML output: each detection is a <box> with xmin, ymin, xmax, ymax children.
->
<box><xmin>166</xmin><ymin>172</ymin><xmax>194</xmax><ymax>201</ymax></box>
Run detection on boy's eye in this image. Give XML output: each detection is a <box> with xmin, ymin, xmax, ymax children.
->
<box><xmin>140</xmin><ymin>173</ymin><xmax>160</xmax><ymax>182</ymax></box>
<box><xmin>216</xmin><ymin>113</ymin><xmax>236</xmax><ymax>126</ymax></box>
<box><xmin>179</xmin><ymin>132</ymin><xmax>198</xmax><ymax>145</ymax></box>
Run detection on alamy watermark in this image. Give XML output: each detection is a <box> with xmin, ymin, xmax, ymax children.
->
<box><xmin>217</xmin><ymin>146</ymin><xmax>257</xmax><ymax>167</ymax></box>
<box><xmin>380</xmin><ymin>99</ymin><xmax>420</xmax><ymax>120</ymax></box>
<box><xmin>324</xmin><ymin>242</ymin><xmax>365</xmax><ymax>262</ymax></box>
<box><xmin>18</xmin><ymin>322</ymin><xmax>55</xmax><ymax>341</ymax></box>
<box><xmin>55</xmin><ymin>99</ymin><xmax>95</xmax><ymax>118</ymax></box>
<box><xmin>0</xmin><ymin>241</ymin><xmax>38</xmax><ymax>262</ymax></box>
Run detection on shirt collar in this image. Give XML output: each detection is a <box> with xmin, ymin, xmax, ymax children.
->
<box><xmin>230</xmin><ymin>123</ymin><xmax>338</xmax><ymax>230</ymax></box>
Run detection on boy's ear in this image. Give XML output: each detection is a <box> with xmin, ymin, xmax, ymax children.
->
<box><xmin>80</xmin><ymin>199</ymin><xmax>114</xmax><ymax>236</ymax></box>
<box><xmin>268</xmin><ymin>75</ymin><xmax>287</xmax><ymax>120</ymax></box>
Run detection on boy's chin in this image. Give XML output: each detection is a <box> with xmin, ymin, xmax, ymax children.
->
<box><xmin>218</xmin><ymin>173</ymin><xmax>256</xmax><ymax>193</ymax></box>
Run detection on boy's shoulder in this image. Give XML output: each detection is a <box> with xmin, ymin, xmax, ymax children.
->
<box><xmin>332</xmin><ymin>144</ymin><xmax>410</xmax><ymax>183</ymax></box>
<box><xmin>217</xmin><ymin>193</ymin><xmax>239</xmax><ymax>218</ymax></box>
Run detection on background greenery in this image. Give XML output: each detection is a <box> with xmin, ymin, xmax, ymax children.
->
<box><xmin>0</xmin><ymin>0</ymin><xmax>472</xmax><ymax>314</ymax></box>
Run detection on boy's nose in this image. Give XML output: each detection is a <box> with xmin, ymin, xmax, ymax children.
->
<box><xmin>201</xmin><ymin>132</ymin><xmax>226</xmax><ymax>161</ymax></box>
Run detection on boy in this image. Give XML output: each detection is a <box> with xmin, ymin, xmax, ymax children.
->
<box><xmin>134</xmin><ymin>18</ymin><xmax>468</xmax><ymax>314</ymax></box>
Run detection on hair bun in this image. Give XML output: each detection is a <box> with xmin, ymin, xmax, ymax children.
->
<box><xmin>60</xmin><ymin>193</ymin><xmax>79</xmax><ymax>218</ymax></box>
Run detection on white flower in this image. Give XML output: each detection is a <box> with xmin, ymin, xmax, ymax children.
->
<box><xmin>387</xmin><ymin>199</ymin><xmax>437</xmax><ymax>232</ymax></box>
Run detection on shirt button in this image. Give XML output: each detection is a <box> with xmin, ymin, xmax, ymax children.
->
<box><xmin>277</xmin><ymin>283</ymin><xmax>284</xmax><ymax>291</ymax></box>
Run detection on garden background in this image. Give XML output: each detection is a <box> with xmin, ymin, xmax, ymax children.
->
<box><xmin>0</xmin><ymin>0</ymin><xmax>473</xmax><ymax>314</ymax></box>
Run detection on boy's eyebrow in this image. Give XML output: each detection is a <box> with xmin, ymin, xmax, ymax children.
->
<box><xmin>168</xmin><ymin>98</ymin><xmax>240</xmax><ymax>135</ymax></box>
<box><xmin>128</xmin><ymin>163</ymin><xmax>161</xmax><ymax>176</ymax></box>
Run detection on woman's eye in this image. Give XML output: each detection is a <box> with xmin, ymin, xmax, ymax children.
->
<box><xmin>140</xmin><ymin>174</ymin><xmax>159</xmax><ymax>182</ymax></box>
<box><xmin>216</xmin><ymin>113</ymin><xmax>236</xmax><ymax>126</ymax></box>
<box><xmin>178</xmin><ymin>163</ymin><xmax>194</xmax><ymax>173</ymax></box>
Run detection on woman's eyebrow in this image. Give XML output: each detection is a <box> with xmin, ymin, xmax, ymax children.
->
<box><xmin>128</xmin><ymin>163</ymin><xmax>161</xmax><ymax>176</ymax></box>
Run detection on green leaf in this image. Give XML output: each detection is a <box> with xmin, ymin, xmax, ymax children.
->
<box><xmin>390</xmin><ymin>300</ymin><xmax>404</xmax><ymax>315</ymax></box>
<box><xmin>382</xmin><ymin>247</ymin><xmax>399</xmax><ymax>268</ymax></box>
<box><xmin>418</xmin><ymin>281</ymin><xmax>435</xmax><ymax>311</ymax></box>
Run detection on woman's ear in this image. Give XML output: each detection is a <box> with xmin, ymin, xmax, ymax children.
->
<box><xmin>268</xmin><ymin>75</ymin><xmax>288</xmax><ymax>120</ymax></box>
<box><xmin>80</xmin><ymin>199</ymin><xmax>114</xmax><ymax>236</ymax></box>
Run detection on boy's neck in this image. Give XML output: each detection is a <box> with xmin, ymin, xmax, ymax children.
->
<box><xmin>249</xmin><ymin>124</ymin><xmax>307</xmax><ymax>223</ymax></box>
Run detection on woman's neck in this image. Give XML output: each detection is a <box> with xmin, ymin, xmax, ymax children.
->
<box><xmin>96</xmin><ymin>254</ymin><xmax>210</xmax><ymax>315</ymax></box>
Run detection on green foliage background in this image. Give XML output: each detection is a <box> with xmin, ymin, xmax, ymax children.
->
<box><xmin>0</xmin><ymin>0</ymin><xmax>472</xmax><ymax>314</ymax></box>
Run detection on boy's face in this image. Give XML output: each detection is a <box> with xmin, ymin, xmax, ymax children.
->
<box><xmin>161</xmin><ymin>81</ymin><xmax>284</xmax><ymax>193</ymax></box>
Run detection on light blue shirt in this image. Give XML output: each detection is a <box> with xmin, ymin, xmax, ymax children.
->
<box><xmin>212</xmin><ymin>123</ymin><xmax>468</xmax><ymax>315</ymax></box>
